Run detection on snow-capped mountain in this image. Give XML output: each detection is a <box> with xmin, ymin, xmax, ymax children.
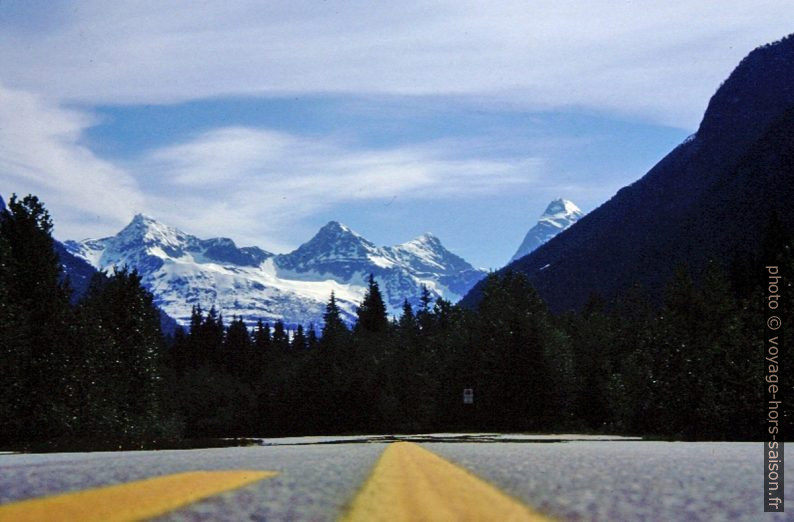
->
<box><xmin>510</xmin><ymin>199</ymin><xmax>582</xmax><ymax>262</ymax></box>
<box><xmin>65</xmin><ymin>215</ymin><xmax>486</xmax><ymax>327</ymax></box>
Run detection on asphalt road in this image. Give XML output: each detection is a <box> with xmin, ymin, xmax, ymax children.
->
<box><xmin>0</xmin><ymin>434</ymin><xmax>790</xmax><ymax>521</ymax></box>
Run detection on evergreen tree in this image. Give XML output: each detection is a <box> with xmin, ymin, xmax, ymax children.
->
<box><xmin>419</xmin><ymin>284</ymin><xmax>432</xmax><ymax>313</ymax></box>
<box><xmin>398</xmin><ymin>299</ymin><xmax>418</xmax><ymax>339</ymax></box>
<box><xmin>0</xmin><ymin>228</ymin><xmax>23</xmax><ymax>443</ymax></box>
<box><xmin>651</xmin><ymin>265</ymin><xmax>704</xmax><ymax>436</ymax></box>
<box><xmin>416</xmin><ymin>284</ymin><xmax>434</xmax><ymax>330</ymax></box>
<box><xmin>196</xmin><ymin>306</ymin><xmax>224</xmax><ymax>366</ymax></box>
<box><xmin>80</xmin><ymin>267</ymin><xmax>178</xmax><ymax>441</ymax></box>
<box><xmin>272</xmin><ymin>320</ymin><xmax>289</xmax><ymax>350</ymax></box>
<box><xmin>189</xmin><ymin>305</ymin><xmax>203</xmax><ymax>336</ymax></box>
<box><xmin>355</xmin><ymin>274</ymin><xmax>389</xmax><ymax>334</ymax></box>
<box><xmin>292</xmin><ymin>324</ymin><xmax>307</xmax><ymax>350</ymax></box>
<box><xmin>168</xmin><ymin>326</ymin><xmax>190</xmax><ymax>374</ymax></box>
<box><xmin>476</xmin><ymin>271</ymin><xmax>558</xmax><ymax>430</ymax></box>
<box><xmin>224</xmin><ymin>316</ymin><xmax>252</xmax><ymax>377</ymax></box>
<box><xmin>0</xmin><ymin>195</ymin><xmax>75</xmax><ymax>442</ymax></box>
<box><xmin>321</xmin><ymin>292</ymin><xmax>349</xmax><ymax>345</ymax></box>
<box><xmin>253</xmin><ymin>320</ymin><xmax>272</xmax><ymax>350</ymax></box>
<box><xmin>306</xmin><ymin>323</ymin><xmax>319</xmax><ymax>350</ymax></box>
<box><xmin>566</xmin><ymin>295</ymin><xmax>614</xmax><ymax>430</ymax></box>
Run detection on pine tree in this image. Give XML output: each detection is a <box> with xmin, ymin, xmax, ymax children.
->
<box><xmin>0</xmin><ymin>227</ymin><xmax>23</xmax><ymax>443</ymax></box>
<box><xmin>80</xmin><ymin>267</ymin><xmax>178</xmax><ymax>441</ymax></box>
<box><xmin>419</xmin><ymin>284</ymin><xmax>432</xmax><ymax>313</ymax></box>
<box><xmin>476</xmin><ymin>271</ymin><xmax>557</xmax><ymax>430</ymax></box>
<box><xmin>567</xmin><ymin>295</ymin><xmax>614</xmax><ymax>430</ymax></box>
<box><xmin>321</xmin><ymin>291</ymin><xmax>348</xmax><ymax>345</ymax></box>
<box><xmin>398</xmin><ymin>299</ymin><xmax>418</xmax><ymax>338</ymax></box>
<box><xmin>198</xmin><ymin>306</ymin><xmax>225</xmax><ymax>366</ymax></box>
<box><xmin>189</xmin><ymin>305</ymin><xmax>203</xmax><ymax>336</ymax></box>
<box><xmin>306</xmin><ymin>323</ymin><xmax>319</xmax><ymax>350</ymax></box>
<box><xmin>355</xmin><ymin>274</ymin><xmax>389</xmax><ymax>334</ymax></box>
<box><xmin>653</xmin><ymin>264</ymin><xmax>703</xmax><ymax>436</ymax></box>
<box><xmin>224</xmin><ymin>316</ymin><xmax>252</xmax><ymax>377</ymax></box>
<box><xmin>169</xmin><ymin>326</ymin><xmax>190</xmax><ymax>374</ymax></box>
<box><xmin>254</xmin><ymin>320</ymin><xmax>272</xmax><ymax>350</ymax></box>
<box><xmin>292</xmin><ymin>324</ymin><xmax>307</xmax><ymax>350</ymax></box>
<box><xmin>272</xmin><ymin>320</ymin><xmax>289</xmax><ymax>350</ymax></box>
<box><xmin>0</xmin><ymin>194</ymin><xmax>75</xmax><ymax>442</ymax></box>
<box><xmin>417</xmin><ymin>284</ymin><xmax>434</xmax><ymax>332</ymax></box>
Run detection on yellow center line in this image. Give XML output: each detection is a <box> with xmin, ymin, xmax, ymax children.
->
<box><xmin>340</xmin><ymin>441</ymin><xmax>555</xmax><ymax>522</ymax></box>
<box><xmin>0</xmin><ymin>470</ymin><xmax>277</xmax><ymax>522</ymax></box>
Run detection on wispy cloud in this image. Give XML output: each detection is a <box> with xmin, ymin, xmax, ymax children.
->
<box><xmin>0</xmin><ymin>85</ymin><xmax>145</xmax><ymax>239</ymax></box>
<box><xmin>0</xmin><ymin>1</ymin><xmax>790</xmax><ymax>128</ymax></box>
<box><xmin>0</xmin><ymin>87</ymin><xmax>539</xmax><ymax>251</ymax></box>
<box><xmin>137</xmin><ymin>127</ymin><xmax>541</xmax><ymax>249</ymax></box>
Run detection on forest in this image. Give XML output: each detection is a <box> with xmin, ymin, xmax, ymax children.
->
<box><xmin>1</xmin><ymin>194</ymin><xmax>791</xmax><ymax>449</ymax></box>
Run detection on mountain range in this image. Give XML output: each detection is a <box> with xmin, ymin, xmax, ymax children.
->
<box><xmin>65</xmin><ymin>216</ymin><xmax>488</xmax><ymax>326</ymax></box>
<box><xmin>464</xmin><ymin>33</ymin><xmax>794</xmax><ymax>312</ymax></box>
<box><xmin>3</xmin><ymin>190</ymin><xmax>575</xmax><ymax>328</ymax></box>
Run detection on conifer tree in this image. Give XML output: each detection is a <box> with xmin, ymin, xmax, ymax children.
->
<box><xmin>476</xmin><ymin>271</ymin><xmax>556</xmax><ymax>430</ymax></box>
<box><xmin>292</xmin><ymin>324</ymin><xmax>307</xmax><ymax>350</ymax></box>
<box><xmin>0</xmin><ymin>228</ymin><xmax>23</xmax><ymax>443</ymax></box>
<box><xmin>80</xmin><ymin>267</ymin><xmax>177</xmax><ymax>440</ymax></box>
<box><xmin>306</xmin><ymin>323</ymin><xmax>319</xmax><ymax>349</ymax></box>
<box><xmin>355</xmin><ymin>274</ymin><xmax>389</xmax><ymax>334</ymax></box>
<box><xmin>0</xmin><ymin>195</ymin><xmax>75</xmax><ymax>441</ymax></box>
<box><xmin>321</xmin><ymin>291</ymin><xmax>348</xmax><ymax>345</ymax></box>
<box><xmin>224</xmin><ymin>316</ymin><xmax>252</xmax><ymax>377</ymax></box>
<box><xmin>253</xmin><ymin>320</ymin><xmax>272</xmax><ymax>350</ymax></box>
<box><xmin>398</xmin><ymin>299</ymin><xmax>418</xmax><ymax>339</ymax></box>
<box><xmin>417</xmin><ymin>284</ymin><xmax>434</xmax><ymax>332</ymax></box>
<box><xmin>272</xmin><ymin>320</ymin><xmax>289</xmax><ymax>350</ymax></box>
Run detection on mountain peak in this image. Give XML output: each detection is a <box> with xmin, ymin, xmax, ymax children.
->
<box><xmin>131</xmin><ymin>212</ymin><xmax>158</xmax><ymax>224</ymax></box>
<box><xmin>310</xmin><ymin>220</ymin><xmax>369</xmax><ymax>245</ymax></box>
<box><xmin>319</xmin><ymin>220</ymin><xmax>354</xmax><ymax>235</ymax></box>
<box><xmin>390</xmin><ymin>232</ymin><xmax>449</xmax><ymax>257</ymax></box>
<box><xmin>412</xmin><ymin>232</ymin><xmax>441</xmax><ymax>245</ymax></box>
<box><xmin>122</xmin><ymin>213</ymin><xmax>173</xmax><ymax>237</ymax></box>
<box><xmin>542</xmin><ymin>199</ymin><xmax>581</xmax><ymax>218</ymax></box>
<box><xmin>510</xmin><ymin>199</ymin><xmax>583</xmax><ymax>262</ymax></box>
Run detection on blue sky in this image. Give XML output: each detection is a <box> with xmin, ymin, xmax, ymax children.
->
<box><xmin>0</xmin><ymin>1</ymin><xmax>791</xmax><ymax>268</ymax></box>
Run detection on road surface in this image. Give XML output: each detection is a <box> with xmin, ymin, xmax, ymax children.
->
<box><xmin>0</xmin><ymin>434</ymin><xmax>789</xmax><ymax>521</ymax></box>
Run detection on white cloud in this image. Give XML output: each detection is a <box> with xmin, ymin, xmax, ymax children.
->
<box><xmin>0</xmin><ymin>85</ymin><xmax>145</xmax><ymax>239</ymax></box>
<box><xmin>0</xmin><ymin>1</ymin><xmax>790</xmax><ymax>128</ymax></box>
<box><xmin>0</xmin><ymin>86</ymin><xmax>539</xmax><ymax>250</ymax></box>
<box><xmin>137</xmin><ymin>127</ymin><xmax>540</xmax><ymax>249</ymax></box>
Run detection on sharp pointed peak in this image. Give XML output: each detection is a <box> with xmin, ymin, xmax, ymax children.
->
<box><xmin>117</xmin><ymin>213</ymin><xmax>191</xmax><ymax>243</ymax></box>
<box><xmin>409</xmin><ymin>232</ymin><xmax>442</xmax><ymax>246</ymax></box>
<box><xmin>542</xmin><ymin>198</ymin><xmax>581</xmax><ymax>217</ymax></box>
<box><xmin>316</xmin><ymin>220</ymin><xmax>360</xmax><ymax>237</ymax></box>
<box><xmin>395</xmin><ymin>232</ymin><xmax>449</xmax><ymax>254</ymax></box>
<box><xmin>322</xmin><ymin>220</ymin><xmax>348</xmax><ymax>230</ymax></box>
<box><xmin>130</xmin><ymin>212</ymin><xmax>159</xmax><ymax>224</ymax></box>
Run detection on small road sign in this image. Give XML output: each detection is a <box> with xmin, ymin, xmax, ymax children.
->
<box><xmin>463</xmin><ymin>388</ymin><xmax>474</xmax><ymax>404</ymax></box>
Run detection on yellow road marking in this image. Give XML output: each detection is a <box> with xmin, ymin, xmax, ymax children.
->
<box><xmin>0</xmin><ymin>470</ymin><xmax>277</xmax><ymax>522</ymax></box>
<box><xmin>341</xmin><ymin>441</ymin><xmax>555</xmax><ymax>521</ymax></box>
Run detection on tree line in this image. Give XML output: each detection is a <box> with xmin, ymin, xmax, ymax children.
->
<box><xmin>1</xmin><ymin>194</ymin><xmax>790</xmax><ymax>448</ymax></box>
